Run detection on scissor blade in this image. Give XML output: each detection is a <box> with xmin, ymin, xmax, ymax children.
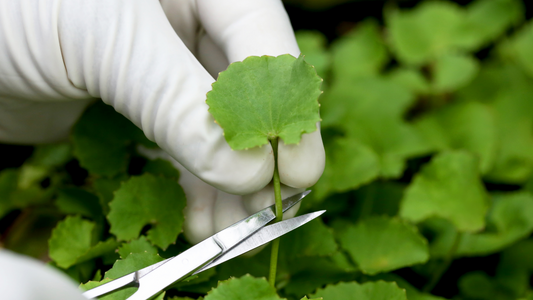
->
<box><xmin>125</xmin><ymin>191</ymin><xmax>311</xmax><ymax>300</ymax></box>
<box><xmin>82</xmin><ymin>191</ymin><xmax>311</xmax><ymax>299</ymax></box>
<box><xmin>194</xmin><ymin>210</ymin><xmax>326</xmax><ymax>274</ymax></box>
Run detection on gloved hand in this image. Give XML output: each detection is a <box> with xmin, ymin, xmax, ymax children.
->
<box><xmin>0</xmin><ymin>0</ymin><xmax>325</xmax><ymax>295</ymax></box>
<box><xmin>0</xmin><ymin>250</ymin><xmax>88</xmax><ymax>300</ymax></box>
<box><xmin>0</xmin><ymin>0</ymin><xmax>325</xmax><ymax>244</ymax></box>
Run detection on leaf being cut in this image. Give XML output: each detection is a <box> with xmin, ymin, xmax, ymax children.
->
<box><xmin>107</xmin><ymin>173</ymin><xmax>186</xmax><ymax>249</ymax></box>
<box><xmin>204</xmin><ymin>275</ymin><xmax>284</xmax><ymax>300</ymax></box>
<box><xmin>400</xmin><ymin>151</ymin><xmax>489</xmax><ymax>232</ymax></box>
<box><xmin>310</xmin><ymin>281</ymin><xmax>407</xmax><ymax>300</ymax></box>
<box><xmin>337</xmin><ymin>217</ymin><xmax>429</xmax><ymax>275</ymax></box>
<box><xmin>206</xmin><ymin>54</ymin><xmax>321</xmax><ymax>150</ymax></box>
<box><xmin>49</xmin><ymin>215</ymin><xmax>118</xmax><ymax>269</ymax></box>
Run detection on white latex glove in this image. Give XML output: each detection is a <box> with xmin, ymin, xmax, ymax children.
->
<box><xmin>0</xmin><ymin>250</ymin><xmax>87</xmax><ymax>300</ymax></box>
<box><xmin>0</xmin><ymin>0</ymin><xmax>325</xmax><ymax>295</ymax></box>
<box><xmin>0</xmin><ymin>0</ymin><xmax>325</xmax><ymax>242</ymax></box>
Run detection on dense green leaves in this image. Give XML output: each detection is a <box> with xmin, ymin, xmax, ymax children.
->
<box><xmin>414</xmin><ymin>102</ymin><xmax>496</xmax><ymax>173</ymax></box>
<box><xmin>337</xmin><ymin>217</ymin><xmax>429</xmax><ymax>275</ymax></box>
<box><xmin>108</xmin><ymin>173</ymin><xmax>186</xmax><ymax>249</ymax></box>
<box><xmin>321</xmin><ymin>77</ymin><xmax>430</xmax><ymax>178</ymax></box>
<box><xmin>71</xmin><ymin>101</ymin><xmax>155</xmax><ymax>176</ymax></box>
<box><xmin>204</xmin><ymin>275</ymin><xmax>283</xmax><ymax>300</ymax></box>
<box><xmin>206</xmin><ymin>54</ymin><xmax>321</xmax><ymax>150</ymax></box>
<box><xmin>331</xmin><ymin>20</ymin><xmax>388</xmax><ymax>80</ymax></box>
<box><xmin>3</xmin><ymin>1</ymin><xmax>533</xmax><ymax>299</ymax></box>
<box><xmin>310</xmin><ymin>281</ymin><xmax>407</xmax><ymax>300</ymax></box>
<box><xmin>400</xmin><ymin>151</ymin><xmax>489</xmax><ymax>232</ymax></box>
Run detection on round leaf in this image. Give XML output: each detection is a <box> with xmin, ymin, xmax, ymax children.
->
<box><xmin>206</xmin><ymin>54</ymin><xmax>322</xmax><ymax>150</ymax></box>
<box><xmin>337</xmin><ymin>216</ymin><xmax>429</xmax><ymax>275</ymax></box>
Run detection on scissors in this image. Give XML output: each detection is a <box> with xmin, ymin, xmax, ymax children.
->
<box><xmin>83</xmin><ymin>190</ymin><xmax>324</xmax><ymax>300</ymax></box>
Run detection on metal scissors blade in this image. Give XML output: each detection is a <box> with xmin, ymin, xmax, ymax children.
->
<box><xmin>194</xmin><ymin>209</ymin><xmax>326</xmax><ymax>274</ymax></box>
<box><xmin>83</xmin><ymin>190</ymin><xmax>311</xmax><ymax>299</ymax></box>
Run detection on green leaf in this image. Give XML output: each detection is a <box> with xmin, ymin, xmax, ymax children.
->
<box><xmin>118</xmin><ymin>236</ymin><xmax>158</xmax><ymax>259</ymax></box>
<box><xmin>282</xmin><ymin>256</ymin><xmax>356</xmax><ymax>297</ymax></box>
<box><xmin>432</xmin><ymin>53</ymin><xmax>479</xmax><ymax>93</ymax></box>
<box><xmin>458</xmin><ymin>271</ymin><xmax>514</xmax><ymax>300</ymax></box>
<box><xmin>93</xmin><ymin>174</ymin><xmax>128</xmax><ymax>216</ymax></box>
<box><xmin>204</xmin><ymin>275</ymin><xmax>284</xmax><ymax>300</ymax></box>
<box><xmin>400</xmin><ymin>151</ymin><xmax>489</xmax><ymax>232</ymax></box>
<box><xmin>280</xmin><ymin>218</ymin><xmax>337</xmax><ymax>259</ymax></box>
<box><xmin>0</xmin><ymin>169</ymin><xmax>51</xmax><ymax>218</ymax></box>
<box><xmin>458</xmin><ymin>192</ymin><xmax>533</xmax><ymax>256</ymax></box>
<box><xmin>295</xmin><ymin>30</ymin><xmax>330</xmax><ymax>78</ymax></box>
<box><xmin>483</xmin><ymin>66</ymin><xmax>533</xmax><ymax>183</ymax></box>
<box><xmin>108</xmin><ymin>173</ymin><xmax>186</xmax><ymax>249</ymax></box>
<box><xmin>206</xmin><ymin>54</ymin><xmax>321</xmax><ymax>150</ymax></box>
<box><xmin>321</xmin><ymin>77</ymin><xmax>430</xmax><ymax>178</ymax></box>
<box><xmin>104</xmin><ymin>252</ymin><xmax>165</xmax><ymax>279</ymax></box>
<box><xmin>496</xmin><ymin>239</ymin><xmax>533</xmax><ymax>296</ymax></box>
<box><xmin>337</xmin><ymin>216</ymin><xmax>429</xmax><ymax>275</ymax></box>
<box><xmin>414</xmin><ymin>101</ymin><xmax>497</xmax><ymax>174</ymax></box>
<box><xmin>49</xmin><ymin>215</ymin><xmax>118</xmax><ymax>268</ymax></box>
<box><xmin>455</xmin><ymin>0</ymin><xmax>524</xmax><ymax>50</ymax></box>
<box><xmin>509</xmin><ymin>21</ymin><xmax>533</xmax><ymax>78</ymax></box>
<box><xmin>424</xmin><ymin>192</ymin><xmax>533</xmax><ymax>258</ymax></box>
<box><xmin>331</xmin><ymin>20</ymin><xmax>388</xmax><ymax>80</ymax></box>
<box><xmin>55</xmin><ymin>188</ymin><xmax>102</xmax><ymax>219</ymax></box>
<box><xmin>310</xmin><ymin>281</ymin><xmax>407</xmax><ymax>300</ymax></box>
<box><xmin>352</xmin><ymin>181</ymin><xmax>406</xmax><ymax>218</ymax></box>
<box><xmin>312</xmin><ymin>138</ymin><xmax>380</xmax><ymax>200</ymax></box>
<box><xmin>387</xmin><ymin>2</ymin><xmax>465</xmax><ymax>65</ymax></box>
<box><xmin>142</xmin><ymin>158</ymin><xmax>180</xmax><ymax>180</ymax></box>
<box><xmin>372</xmin><ymin>273</ymin><xmax>447</xmax><ymax>300</ymax></box>
<box><xmin>80</xmin><ymin>251</ymin><xmax>166</xmax><ymax>300</ymax></box>
<box><xmin>28</xmin><ymin>143</ymin><xmax>72</xmax><ymax>168</ymax></box>
<box><xmin>387</xmin><ymin>68</ymin><xmax>430</xmax><ymax>95</ymax></box>
<box><xmin>71</xmin><ymin>101</ymin><xmax>151</xmax><ymax>176</ymax></box>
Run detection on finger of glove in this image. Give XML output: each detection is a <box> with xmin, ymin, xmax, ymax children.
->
<box><xmin>196</xmin><ymin>0</ymin><xmax>325</xmax><ymax>189</ymax></box>
<box><xmin>278</xmin><ymin>124</ymin><xmax>326</xmax><ymax>188</ymax></box>
<box><xmin>0</xmin><ymin>250</ymin><xmax>86</xmax><ymax>300</ymax></box>
<box><xmin>197</xmin><ymin>34</ymin><xmax>230</xmax><ymax>79</ymax></box>
<box><xmin>242</xmin><ymin>184</ymin><xmax>303</xmax><ymax>220</ymax></box>
<box><xmin>58</xmin><ymin>0</ymin><xmax>274</xmax><ymax>195</ymax></box>
<box><xmin>197</xmin><ymin>0</ymin><xmax>301</xmax><ymax>62</ymax></box>
<box><xmin>213</xmin><ymin>191</ymin><xmax>249</xmax><ymax>232</ymax></box>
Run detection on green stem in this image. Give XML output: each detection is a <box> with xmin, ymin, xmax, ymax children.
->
<box><xmin>268</xmin><ymin>138</ymin><xmax>282</xmax><ymax>287</ymax></box>
<box><xmin>423</xmin><ymin>231</ymin><xmax>462</xmax><ymax>293</ymax></box>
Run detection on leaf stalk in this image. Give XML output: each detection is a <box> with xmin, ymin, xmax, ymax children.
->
<box><xmin>268</xmin><ymin>138</ymin><xmax>283</xmax><ymax>287</ymax></box>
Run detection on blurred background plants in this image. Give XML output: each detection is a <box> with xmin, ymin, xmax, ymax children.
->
<box><xmin>1</xmin><ymin>0</ymin><xmax>533</xmax><ymax>299</ymax></box>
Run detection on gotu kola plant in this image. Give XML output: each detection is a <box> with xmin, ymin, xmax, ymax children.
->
<box><xmin>206</xmin><ymin>54</ymin><xmax>322</xmax><ymax>286</ymax></box>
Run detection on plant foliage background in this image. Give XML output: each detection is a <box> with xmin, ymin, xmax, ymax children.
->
<box><xmin>1</xmin><ymin>0</ymin><xmax>533</xmax><ymax>299</ymax></box>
